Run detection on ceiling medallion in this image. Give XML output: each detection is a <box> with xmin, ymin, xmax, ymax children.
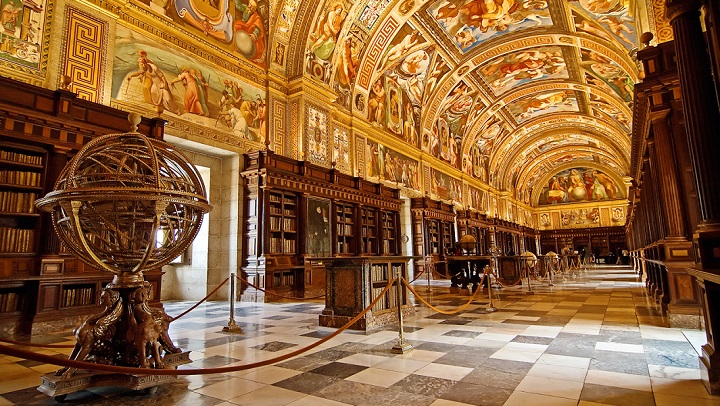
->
<box><xmin>399</xmin><ymin>0</ymin><xmax>415</xmax><ymax>15</ymax></box>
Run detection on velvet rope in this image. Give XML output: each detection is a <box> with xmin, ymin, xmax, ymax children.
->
<box><xmin>171</xmin><ymin>276</ymin><xmax>231</xmax><ymax>320</ymax></box>
<box><xmin>403</xmin><ymin>274</ymin><xmax>486</xmax><ymax>315</ymax></box>
<box><xmin>0</xmin><ymin>279</ymin><xmax>394</xmax><ymax>376</ymax></box>
<box><xmin>236</xmin><ymin>274</ymin><xmax>326</xmax><ymax>300</ymax></box>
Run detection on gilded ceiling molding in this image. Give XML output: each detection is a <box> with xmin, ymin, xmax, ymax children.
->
<box><xmin>285</xmin><ymin>0</ymin><xmax>322</xmax><ymax>80</ymax></box>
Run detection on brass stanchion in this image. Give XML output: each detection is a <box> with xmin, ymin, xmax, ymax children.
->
<box><xmin>484</xmin><ymin>265</ymin><xmax>497</xmax><ymax>312</ymax></box>
<box><xmin>391</xmin><ymin>268</ymin><xmax>413</xmax><ymax>354</ymax></box>
<box><xmin>222</xmin><ymin>272</ymin><xmax>242</xmax><ymax>333</ymax></box>
<box><xmin>524</xmin><ymin>260</ymin><xmax>534</xmax><ymax>295</ymax></box>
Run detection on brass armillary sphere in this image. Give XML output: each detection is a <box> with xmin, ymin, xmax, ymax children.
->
<box><xmin>36</xmin><ymin>114</ymin><xmax>212</xmax><ymax>287</ymax></box>
<box><xmin>35</xmin><ymin>114</ymin><xmax>212</xmax><ymax>397</ymax></box>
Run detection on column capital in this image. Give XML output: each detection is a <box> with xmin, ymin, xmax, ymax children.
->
<box><xmin>666</xmin><ymin>0</ymin><xmax>702</xmax><ymax>21</ymax></box>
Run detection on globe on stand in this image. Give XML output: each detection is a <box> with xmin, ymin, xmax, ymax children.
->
<box><xmin>35</xmin><ymin>114</ymin><xmax>212</xmax><ymax>399</ymax></box>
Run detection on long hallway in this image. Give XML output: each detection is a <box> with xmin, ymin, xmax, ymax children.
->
<box><xmin>0</xmin><ymin>265</ymin><xmax>717</xmax><ymax>405</ymax></box>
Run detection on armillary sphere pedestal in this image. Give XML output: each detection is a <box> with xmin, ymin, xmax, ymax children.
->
<box><xmin>38</xmin><ymin>351</ymin><xmax>191</xmax><ymax>402</ymax></box>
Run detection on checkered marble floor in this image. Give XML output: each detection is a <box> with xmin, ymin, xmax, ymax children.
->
<box><xmin>1</xmin><ymin>265</ymin><xmax>718</xmax><ymax>405</ymax></box>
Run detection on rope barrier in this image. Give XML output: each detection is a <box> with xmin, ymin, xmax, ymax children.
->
<box><xmin>172</xmin><ymin>277</ymin><xmax>231</xmax><ymax>320</ymax></box>
<box><xmin>236</xmin><ymin>274</ymin><xmax>326</xmax><ymax>300</ymax></box>
<box><xmin>403</xmin><ymin>274</ymin><xmax>485</xmax><ymax>315</ymax></box>
<box><xmin>408</xmin><ymin>268</ymin><xmax>425</xmax><ymax>283</ymax></box>
<box><xmin>0</xmin><ymin>280</ymin><xmax>394</xmax><ymax>376</ymax></box>
<box><xmin>0</xmin><ymin>277</ymin><xmax>232</xmax><ymax>349</ymax></box>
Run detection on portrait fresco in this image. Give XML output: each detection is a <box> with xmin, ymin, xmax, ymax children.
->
<box><xmin>467</xmin><ymin>186</ymin><xmax>485</xmax><ymax>211</ymax></box>
<box><xmin>306</xmin><ymin>105</ymin><xmax>329</xmax><ymax>166</ymax></box>
<box><xmin>478</xmin><ymin>46</ymin><xmax>568</xmax><ymax>96</ymax></box>
<box><xmin>306</xmin><ymin>1</ymin><xmax>349</xmax><ymax>83</ymax></box>
<box><xmin>113</xmin><ymin>26</ymin><xmax>266</xmax><ymax>142</ymax></box>
<box><xmin>366</xmin><ymin>140</ymin><xmax>420</xmax><ymax>190</ymax></box>
<box><xmin>433</xmin><ymin>92</ymin><xmax>476</xmax><ymax>169</ymax></box>
<box><xmin>306</xmin><ymin>197</ymin><xmax>331</xmax><ymax>257</ymax></box>
<box><xmin>428</xmin><ymin>0</ymin><xmax>552</xmax><ymax>53</ymax></box>
<box><xmin>463</xmin><ymin>117</ymin><xmax>505</xmax><ymax>182</ymax></box>
<box><xmin>538</xmin><ymin>166</ymin><xmax>624</xmax><ymax>206</ymax></box>
<box><xmin>0</xmin><ymin>0</ymin><xmax>46</xmax><ymax>70</ymax></box>
<box><xmin>168</xmin><ymin>0</ymin><xmax>269</xmax><ymax>68</ymax></box>
<box><xmin>377</xmin><ymin>23</ymin><xmax>427</xmax><ymax>73</ymax></box>
<box><xmin>571</xmin><ymin>1</ymin><xmax>636</xmax><ymax>50</ymax></box>
<box><xmin>507</xmin><ymin>90</ymin><xmax>578</xmax><ymax>123</ymax></box>
<box><xmin>581</xmin><ymin>48</ymin><xmax>634</xmax><ymax>103</ymax></box>
<box><xmin>430</xmin><ymin>169</ymin><xmax>462</xmax><ymax>202</ymax></box>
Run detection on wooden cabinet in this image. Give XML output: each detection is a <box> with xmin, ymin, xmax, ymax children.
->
<box><xmin>456</xmin><ymin>209</ymin><xmax>488</xmax><ymax>255</ymax></box>
<box><xmin>320</xmin><ymin>257</ymin><xmax>412</xmax><ymax>331</ymax></box>
<box><xmin>241</xmin><ymin>150</ymin><xmax>403</xmax><ymax>302</ymax></box>
<box><xmin>0</xmin><ymin>77</ymin><xmax>166</xmax><ymax>336</ymax></box>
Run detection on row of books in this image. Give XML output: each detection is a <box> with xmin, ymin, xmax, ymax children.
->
<box><xmin>0</xmin><ymin>150</ymin><xmax>42</xmax><ymax>166</ymax></box>
<box><xmin>0</xmin><ymin>170</ymin><xmax>41</xmax><ymax>187</ymax></box>
<box><xmin>336</xmin><ymin>223</ymin><xmax>353</xmax><ymax>236</ymax></box>
<box><xmin>272</xmin><ymin>272</ymin><xmax>296</xmax><ymax>287</ymax></box>
<box><xmin>370</xmin><ymin>264</ymin><xmax>389</xmax><ymax>282</ymax></box>
<box><xmin>371</xmin><ymin>286</ymin><xmax>399</xmax><ymax>313</ymax></box>
<box><xmin>268</xmin><ymin>206</ymin><xmax>296</xmax><ymax>217</ymax></box>
<box><xmin>62</xmin><ymin>286</ymin><xmax>96</xmax><ymax>307</ymax></box>
<box><xmin>269</xmin><ymin>237</ymin><xmax>296</xmax><ymax>253</ymax></box>
<box><xmin>269</xmin><ymin>216</ymin><xmax>296</xmax><ymax>231</ymax></box>
<box><xmin>268</xmin><ymin>194</ymin><xmax>295</xmax><ymax>204</ymax></box>
<box><xmin>0</xmin><ymin>191</ymin><xmax>38</xmax><ymax>213</ymax></box>
<box><xmin>0</xmin><ymin>228</ymin><xmax>34</xmax><ymax>252</ymax></box>
<box><xmin>0</xmin><ymin>292</ymin><xmax>23</xmax><ymax>313</ymax></box>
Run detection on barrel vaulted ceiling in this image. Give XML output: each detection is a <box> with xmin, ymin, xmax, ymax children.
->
<box><xmin>273</xmin><ymin>0</ymin><xmax>639</xmax><ymax>207</ymax></box>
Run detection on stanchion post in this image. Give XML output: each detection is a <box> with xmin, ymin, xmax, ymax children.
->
<box><xmin>222</xmin><ymin>272</ymin><xmax>242</xmax><ymax>334</ymax></box>
<box><xmin>525</xmin><ymin>260</ymin><xmax>534</xmax><ymax>295</ymax></box>
<box><xmin>391</xmin><ymin>266</ymin><xmax>413</xmax><ymax>354</ymax></box>
<box><xmin>485</xmin><ymin>265</ymin><xmax>497</xmax><ymax>312</ymax></box>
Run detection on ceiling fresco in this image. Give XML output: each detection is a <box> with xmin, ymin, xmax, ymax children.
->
<box><xmin>274</xmin><ymin>0</ymin><xmax>640</xmax><ymax>208</ymax></box>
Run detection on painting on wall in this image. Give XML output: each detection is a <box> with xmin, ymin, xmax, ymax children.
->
<box><xmin>113</xmin><ymin>26</ymin><xmax>267</xmax><ymax>142</ymax></box>
<box><xmin>581</xmin><ymin>48</ymin><xmax>634</xmax><ymax>104</ymax></box>
<box><xmin>306</xmin><ymin>197</ymin><xmax>331</xmax><ymax>257</ymax></box>
<box><xmin>158</xmin><ymin>0</ymin><xmax>269</xmax><ymax>68</ymax></box>
<box><xmin>507</xmin><ymin>90</ymin><xmax>578</xmax><ymax>123</ymax></box>
<box><xmin>572</xmin><ymin>1</ymin><xmax>636</xmax><ymax>50</ymax></box>
<box><xmin>427</xmin><ymin>0</ymin><xmax>552</xmax><ymax>53</ymax></box>
<box><xmin>537</xmin><ymin>167</ymin><xmax>623</xmax><ymax>206</ymax></box>
<box><xmin>560</xmin><ymin>208</ymin><xmax>600</xmax><ymax>228</ymax></box>
<box><xmin>306</xmin><ymin>105</ymin><xmax>329</xmax><ymax>166</ymax></box>
<box><xmin>478</xmin><ymin>46</ymin><xmax>568</xmax><ymax>96</ymax></box>
<box><xmin>332</xmin><ymin>27</ymin><xmax>367</xmax><ymax>109</ymax></box>
<box><xmin>305</xmin><ymin>0</ymin><xmax>350</xmax><ymax>83</ymax></box>
<box><xmin>0</xmin><ymin>0</ymin><xmax>46</xmax><ymax>70</ymax></box>
<box><xmin>366</xmin><ymin>139</ymin><xmax>420</xmax><ymax>191</ymax></box>
<box><xmin>467</xmin><ymin>186</ymin><xmax>486</xmax><ymax>211</ymax></box>
<box><xmin>463</xmin><ymin>117</ymin><xmax>506</xmax><ymax>182</ymax></box>
<box><xmin>430</xmin><ymin>168</ymin><xmax>462</xmax><ymax>203</ymax></box>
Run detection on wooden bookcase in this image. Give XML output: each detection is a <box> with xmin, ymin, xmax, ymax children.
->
<box><xmin>241</xmin><ymin>150</ymin><xmax>402</xmax><ymax>302</ymax></box>
<box><xmin>410</xmin><ymin>197</ymin><xmax>456</xmax><ymax>277</ymax></box>
<box><xmin>0</xmin><ymin>77</ymin><xmax>166</xmax><ymax>336</ymax></box>
<box><xmin>456</xmin><ymin>209</ymin><xmax>488</xmax><ymax>255</ymax></box>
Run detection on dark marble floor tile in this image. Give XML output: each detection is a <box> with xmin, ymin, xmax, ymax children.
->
<box><xmin>276</xmin><ymin>355</ymin><xmax>330</xmax><ymax>372</ymax></box>
<box><xmin>460</xmin><ymin>367</ymin><xmax>523</xmax><ymax>390</ymax></box>
<box><xmin>304</xmin><ymin>348</ymin><xmax>355</xmax><ymax>362</ymax></box>
<box><xmin>642</xmin><ymin>339</ymin><xmax>700</xmax><ymax>369</ymax></box>
<box><xmin>309</xmin><ymin>361</ymin><xmax>368</xmax><ymax>379</ymax></box>
<box><xmin>273</xmin><ymin>371</ymin><xmax>342</xmax><ymax>394</ymax></box>
<box><xmin>412</xmin><ymin>341</ymin><xmax>459</xmax><ymax>353</ymax></box>
<box><xmin>480</xmin><ymin>358</ymin><xmax>534</xmax><ymax>375</ymax></box>
<box><xmin>391</xmin><ymin>374</ymin><xmax>457</xmax><ymax>397</ymax></box>
<box><xmin>440</xmin><ymin>381</ymin><xmax>513</xmax><ymax>406</ymax></box>
<box><xmin>580</xmin><ymin>383</ymin><xmax>655</xmax><ymax>406</ymax></box>
<box><xmin>544</xmin><ymin>336</ymin><xmax>598</xmax><ymax>358</ymax></box>
<box><xmin>251</xmin><ymin>341</ymin><xmax>298</xmax><ymax>352</ymax></box>
<box><xmin>590</xmin><ymin>351</ymin><xmax>649</xmax><ymax>376</ymax></box>
<box><xmin>263</xmin><ymin>315</ymin><xmax>292</xmax><ymax>320</ymax></box>
<box><xmin>578</xmin><ymin>305</ymin><xmax>608</xmax><ymax>313</ymax></box>
<box><xmin>433</xmin><ymin>347</ymin><xmax>494</xmax><ymax>368</ymax></box>
<box><xmin>442</xmin><ymin>330</ymin><xmax>482</xmax><ymax>338</ymax></box>
<box><xmin>439</xmin><ymin>318</ymin><xmax>474</xmax><ymax>325</ymax></box>
<box><xmin>511</xmin><ymin>335</ymin><xmax>554</xmax><ymax>345</ymax></box>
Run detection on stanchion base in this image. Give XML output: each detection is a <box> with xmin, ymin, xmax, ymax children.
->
<box><xmin>526</xmin><ymin>291</ymin><xmax>535</xmax><ymax>295</ymax></box>
<box><xmin>391</xmin><ymin>341</ymin><xmax>414</xmax><ymax>354</ymax></box>
<box><xmin>221</xmin><ymin>321</ymin><xmax>242</xmax><ymax>334</ymax></box>
<box><xmin>38</xmin><ymin>351</ymin><xmax>191</xmax><ymax>402</ymax></box>
<box><xmin>486</xmin><ymin>305</ymin><xmax>498</xmax><ymax>312</ymax></box>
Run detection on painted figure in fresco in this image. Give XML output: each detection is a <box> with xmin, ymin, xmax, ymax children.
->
<box><xmin>597</xmin><ymin>15</ymin><xmax>634</xmax><ymax>47</ymax></box>
<box><xmin>336</xmin><ymin>36</ymin><xmax>360</xmax><ymax>87</ymax></box>
<box><xmin>368</xmin><ymin>79</ymin><xmax>386</xmax><ymax>125</ymax></box>
<box><xmin>403</xmin><ymin>101</ymin><xmax>417</xmax><ymax>145</ymax></box>
<box><xmin>309</xmin><ymin>1</ymin><xmax>346</xmax><ymax>60</ymax></box>
<box><xmin>381</xmin><ymin>30</ymin><xmax>421</xmax><ymax>68</ymax></box>
<box><xmin>592</xmin><ymin>170</ymin><xmax>617</xmax><ymax>199</ymax></box>
<box><xmin>193</xmin><ymin>69</ymin><xmax>210</xmax><ymax>116</ymax></box>
<box><xmin>1</xmin><ymin>0</ymin><xmax>20</xmax><ymax>34</ymax></box>
<box><xmin>127</xmin><ymin>50</ymin><xmax>182</xmax><ymax>115</ymax></box>
<box><xmin>170</xmin><ymin>67</ymin><xmax>207</xmax><ymax>116</ymax></box>
<box><xmin>234</xmin><ymin>0</ymin><xmax>266</xmax><ymax>64</ymax></box>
